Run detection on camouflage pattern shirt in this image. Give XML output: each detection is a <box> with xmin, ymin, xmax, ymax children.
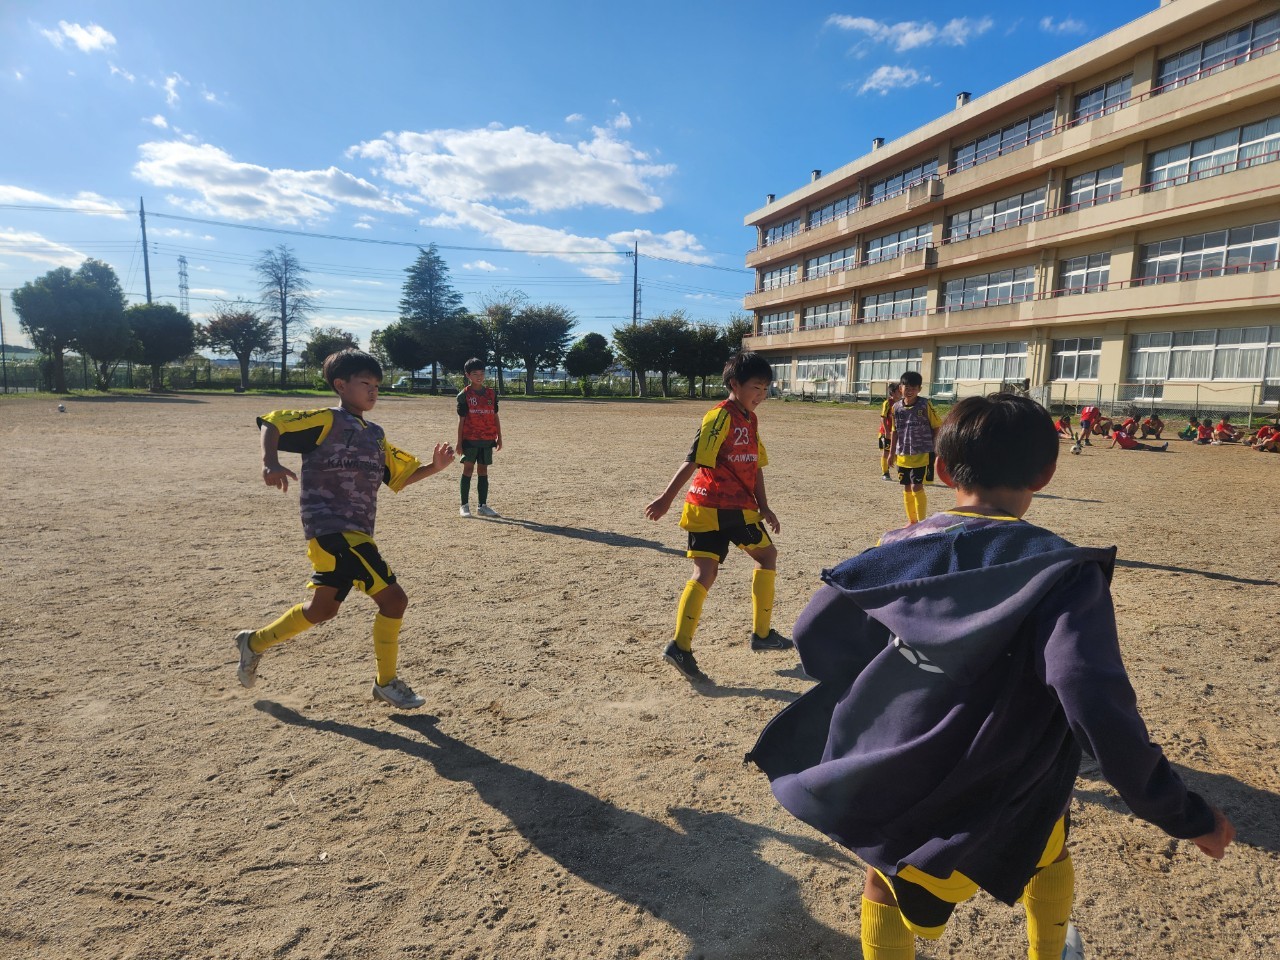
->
<box><xmin>257</xmin><ymin>407</ymin><xmax>422</xmax><ymax>540</ymax></box>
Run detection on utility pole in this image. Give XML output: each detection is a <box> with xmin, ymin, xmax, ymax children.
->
<box><xmin>139</xmin><ymin>196</ymin><xmax>153</xmax><ymax>304</ymax></box>
<box><xmin>177</xmin><ymin>255</ymin><xmax>190</xmax><ymax>316</ymax></box>
<box><xmin>0</xmin><ymin>294</ymin><xmax>8</xmax><ymax>394</ymax></box>
<box><xmin>631</xmin><ymin>241</ymin><xmax>639</xmax><ymax>396</ymax></box>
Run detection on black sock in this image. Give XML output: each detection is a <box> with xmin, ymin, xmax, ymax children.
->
<box><xmin>461</xmin><ymin>475</ymin><xmax>471</xmax><ymax>505</ymax></box>
<box><xmin>478</xmin><ymin>475</ymin><xmax>489</xmax><ymax>505</ymax></box>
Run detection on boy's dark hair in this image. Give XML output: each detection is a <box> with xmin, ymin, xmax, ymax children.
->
<box><xmin>322</xmin><ymin>349</ymin><xmax>382</xmax><ymax>388</ymax></box>
<box><xmin>899</xmin><ymin>370</ymin><xmax>923</xmax><ymax>388</ymax></box>
<box><xmin>463</xmin><ymin>358</ymin><xmax>486</xmax><ymax>374</ymax></box>
<box><xmin>723</xmin><ymin>350</ymin><xmax>773</xmax><ymax>388</ymax></box>
<box><xmin>937</xmin><ymin>393</ymin><xmax>1058</xmax><ymax>490</ymax></box>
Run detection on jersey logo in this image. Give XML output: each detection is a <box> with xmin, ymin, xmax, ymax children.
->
<box><xmin>343</xmin><ymin>427</ymin><xmax>360</xmax><ymax>446</ymax></box>
<box><xmin>892</xmin><ymin>635</ymin><xmax>944</xmax><ymax>674</ymax></box>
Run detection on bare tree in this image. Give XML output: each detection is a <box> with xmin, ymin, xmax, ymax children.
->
<box><xmin>255</xmin><ymin>244</ymin><xmax>316</xmax><ymax>387</ymax></box>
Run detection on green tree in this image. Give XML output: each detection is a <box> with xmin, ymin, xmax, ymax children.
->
<box><xmin>301</xmin><ymin>326</ymin><xmax>359</xmax><ymax>368</ymax></box>
<box><xmin>199</xmin><ymin>299</ymin><xmax>277</xmax><ymax>391</ymax></box>
<box><xmin>377</xmin><ymin>320</ymin><xmax>433</xmax><ymax>381</ymax></box>
<box><xmin>438</xmin><ymin>311</ymin><xmax>488</xmax><ymax>377</ymax></box>
<box><xmin>564</xmin><ymin>332</ymin><xmax>614</xmax><ymax>394</ymax></box>
<box><xmin>612</xmin><ymin>321</ymin><xmax>664</xmax><ymax>398</ymax></box>
<box><xmin>723</xmin><ymin>312</ymin><xmax>753</xmax><ymax>353</ymax></box>
<box><xmin>505</xmin><ymin>303</ymin><xmax>575</xmax><ymax>394</ymax></box>
<box><xmin>476</xmin><ymin>289</ymin><xmax>527</xmax><ymax>394</ymax></box>
<box><xmin>127</xmin><ymin>302</ymin><xmax>196</xmax><ymax>390</ymax></box>
<box><xmin>11</xmin><ymin>266</ymin><xmax>79</xmax><ymax>393</ymax></box>
<box><xmin>673</xmin><ymin>322</ymin><xmax>730</xmax><ymax>399</ymax></box>
<box><xmin>255</xmin><ymin>244</ymin><xmax>316</xmax><ymax>387</ymax></box>
<box><xmin>400</xmin><ymin>244</ymin><xmax>464</xmax><ymax>392</ymax></box>
<box><xmin>644</xmin><ymin>311</ymin><xmax>692</xmax><ymax>398</ymax></box>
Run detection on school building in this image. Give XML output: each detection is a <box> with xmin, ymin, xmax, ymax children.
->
<box><xmin>742</xmin><ymin>0</ymin><xmax>1280</xmax><ymax>414</ymax></box>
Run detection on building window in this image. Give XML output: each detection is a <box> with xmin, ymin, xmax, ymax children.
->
<box><xmin>936</xmin><ymin>342</ymin><xmax>1028</xmax><ymax>384</ymax></box>
<box><xmin>1057</xmin><ymin>252</ymin><xmax>1111</xmax><ymax>295</ymax></box>
<box><xmin>771</xmin><ymin>355</ymin><xmax>796</xmax><ymax>390</ymax></box>
<box><xmin>1129</xmin><ymin>326</ymin><xmax>1278</xmax><ymax>383</ymax></box>
<box><xmin>861</xmin><ymin>286</ymin><xmax>928</xmax><ymax>323</ymax></box>
<box><xmin>943</xmin><ymin>266</ymin><xmax>1037</xmax><ymax>311</ymax></box>
<box><xmin>1139</xmin><ymin>220</ymin><xmax>1280</xmax><ymax>284</ymax></box>
<box><xmin>866</xmin><ymin>223</ymin><xmax>932</xmax><ymax>264</ymax></box>
<box><xmin>760</xmin><ymin>264</ymin><xmax>798</xmax><ymax>291</ymax></box>
<box><xmin>952</xmin><ymin>109</ymin><xmax>1055</xmax><ymax>172</ymax></box>
<box><xmin>1072</xmin><ymin>75</ymin><xmax>1133</xmax><ymax>125</ymax></box>
<box><xmin>795</xmin><ymin>353</ymin><xmax>849</xmax><ymax>384</ymax></box>
<box><xmin>763</xmin><ymin>218</ymin><xmax>801</xmax><ymax>247</ymax></box>
<box><xmin>806</xmin><ymin>245</ymin><xmax>858</xmax><ymax>279</ymax></box>
<box><xmin>1146</xmin><ymin>115</ymin><xmax>1280</xmax><ymax>190</ymax></box>
<box><xmin>803</xmin><ymin>300</ymin><xmax>853</xmax><ymax>330</ymax></box>
<box><xmin>1065</xmin><ymin>164</ymin><xmax>1124</xmax><ymax>211</ymax></box>
<box><xmin>856</xmin><ymin>348</ymin><xmax>923</xmax><ymax>388</ymax></box>
<box><xmin>1156</xmin><ymin>12</ymin><xmax>1280</xmax><ymax>92</ymax></box>
<box><xmin>946</xmin><ymin>187</ymin><xmax>1046</xmax><ymax>242</ymax></box>
<box><xmin>868</xmin><ymin>159</ymin><xmax>939</xmax><ymax>206</ymax></box>
<box><xmin>758</xmin><ymin>311</ymin><xmax>794</xmax><ymax>335</ymax></box>
<box><xmin>808</xmin><ymin>191</ymin><xmax>860</xmax><ymax>229</ymax></box>
<box><xmin>1050</xmin><ymin>337</ymin><xmax>1102</xmax><ymax>380</ymax></box>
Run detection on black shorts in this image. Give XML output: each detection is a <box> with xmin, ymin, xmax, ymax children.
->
<box><xmin>686</xmin><ymin>523</ymin><xmax>773</xmax><ymax>564</ymax></box>
<box><xmin>461</xmin><ymin>440</ymin><xmax>496</xmax><ymax>465</ymax></box>
<box><xmin>307</xmin><ymin>532</ymin><xmax>396</xmax><ymax>602</ymax></box>
<box><xmin>878</xmin><ymin>435</ymin><xmax>888</xmax><ymax>450</ymax></box>
<box><xmin>898</xmin><ymin>465</ymin><xmax>927</xmax><ymax>486</ymax></box>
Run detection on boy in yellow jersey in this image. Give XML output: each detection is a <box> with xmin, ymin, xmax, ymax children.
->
<box><xmin>645</xmin><ymin>351</ymin><xmax>792</xmax><ymax>683</ymax></box>
<box><xmin>234</xmin><ymin>349</ymin><xmax>456</xmax><ymax>709</ymax></box>
<box><xmin>889</xmin><ymin>371</ymin><xmax>942</xmax><ymax>525</ymax></box>
<box><xmin>750</xmin><ymin>393</ymin><xmax>1234</xmax><ymax>960</ymax></box>
<box><xmin>878</xmin><ymin>382</ymin><xmax>901</xmax><ymax>481</ymax></box>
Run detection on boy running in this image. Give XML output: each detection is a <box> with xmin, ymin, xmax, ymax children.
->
<box><xmin>234</xmin><ymin>349</ymin><xmax>456</xmax><ymax>709</ymax></box>
<box><xmin>645</xmin><ymin>351</ymin><xmax>792</xmax><ymax>683</ymax></box>
<box><xmin>889</xmin><ymin>371</ymin><xmax>941</xmax><ymax>525</ymax></box>
<box><xmin>456</xmin><ymin>358</ymin><xmax>502</xmax><ymax>517</ymax></box>
<box><xmin>749</xmin><ymin>392</ymin><xmax>1234</xmax><ymax>960</ymax></box>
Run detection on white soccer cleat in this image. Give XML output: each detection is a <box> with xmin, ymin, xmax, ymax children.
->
<box><xmin>372</xmin><ymin>677</ymin><xmax>426</xmax><ymax>710</ymax></box>
<box><xmin>459</xmin><ymin>504</ymin><xmax>472</xmax><ymax>517</ymax></box>
<box><xmin>476</xmin><ymin>504</ymin><xmax>499</xmax><ymax>517</ymax></box>
<box><xmin>234</xmin><ymin>630</ymin><xmax>261</xmax><ymax>689</ymax></box>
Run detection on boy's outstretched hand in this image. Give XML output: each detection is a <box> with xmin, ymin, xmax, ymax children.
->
<box><xmin>431</xmin><ymin>443</ymin><xmax>456</xmax><ymax>471</ymax></box>
<box><xmin>760</xmin><ymin>507</ymin><xmax>780</xmax><ymax>533</ymax></box>
<box><xmin>1192</xmin><ymin>806</ymin><xmax>1235</xmax><ymax>859</ymax></box>
<box><xmin>263</xmin><ymin>464</ymin><xmax>298</xmax><ymax>492</ymax></box>
<box><xmin>644</xmin><ymin>496</ymin><xmax>672</xmax><ymax>522</ymax></box>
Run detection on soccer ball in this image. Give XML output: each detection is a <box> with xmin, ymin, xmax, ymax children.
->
<box><xmin>1070</xmin><ymin>443</ymin><xmax>1082</xmax><ymax>455</ymax></box>
<box><xmin>56</xmin><ymin>404</ymin><xmax>66</xmax><ymax>413</ymax></box>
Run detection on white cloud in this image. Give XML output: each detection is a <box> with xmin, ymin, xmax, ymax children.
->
<box><xmin>152</xmin><ymin>227</ymin><xmax>215</xmax><ymax>240</ymax></box>
<box><xmin>162</xmin><ymin>73</ymin><xmax>187</xmax><ymax>107</ymax></box>
<box><xmin>605</xmin><ymin>228</ymin><xmax>713</xmax><ymax>266</ymax></box>
<box><xmin>827</xmin><ymin>15</ymin><xmax>993</xmax><ymax>52</ymax></box>
<box><xmin>201</xmin><ymin>87</ymin><xmax>221</xmax><ymax>104</ymax></box>
<box><xmin>146</xmin><ymin>114</ymin><xmax>169</xmax><ymax>129</ymax></box>
<box><xmin>1040</xmin><ymin>16</ymin><xmax>1087</xmax><ymax>34</ymax></box>
<box><xmin>13</xmin><ymin>70</ymin><xmax>23</xmax><ymax>81</ymax></box>
<box><xmin>352</xmin><ymin>220</ymin><xmax>372</xmax><ymax>230</ymax></box>
<box><xmin>462</xmin><ymin>260</ymin><xmax>501</xmax><ymax>272</ymax></box>
<box><xmin>611</xmin><ymin>112</ymin><xmax>632</xmax><ymax>130</ymax></box>
<box><xmin>190</xmin><ymin>287</ymin><xmax>228</xmax><ymax>297</ymax></box>
<box><xmin>109</xmin><ymin>63</ymin><xmax>134</xmax><ymax>82</ymax></box>
<box><xmin>564</xmin><ymin>113</ymin><xmax>584</xmax><ymax>123</ymax></box>
<box><xmin>352</xmin><ymin>123</ymin><xmax>673</xmax><ymax>215</ymax></box>
<box><xmin>133</xmin><ymin>140</ymin><xmax>415</xmax><ymax>224</ymax></box>
<box><xmin>349</xmin><ymin>278</ymin><xmax>384</xmax><ymax>286</ymax></box>
<box><xmin>0</xmin><ymin>185</ymin><xmax>126</xmax><ymax>216</ymax></box>
<box><xmin>859</xmin><ymin>65</ymin><xmax>933</xmax><ymax>95</ymax></box>
<box><xmin>0</xmin><ymin>228</ymin><xmax>88</xmax><ymax>268</ymax></box>
<box><xmin>41</xmin><ymin>21</ymin><xmax>116</xmax><ymax>53</ymax></box>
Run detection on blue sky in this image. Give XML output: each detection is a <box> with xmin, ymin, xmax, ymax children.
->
<box><xmin>0</xmin><ymin>0</ymin><xmax>1157</xmax><ymax>351</ymax></box>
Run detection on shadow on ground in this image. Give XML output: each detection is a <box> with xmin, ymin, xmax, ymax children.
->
<box><xmin>256</xmin><ymin>702</ymin><xmax>860</xmax><ymax>959</ymax></box>
<box><xmin>491</xmin><ymin>516</ymin><xmax>685</xmax><ymax>557</ymax></box>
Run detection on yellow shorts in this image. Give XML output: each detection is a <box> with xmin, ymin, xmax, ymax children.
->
<box><xmin>306</xmin><ymin>531</ymin><xmax>395</xmax><ymax>602</ymax></box>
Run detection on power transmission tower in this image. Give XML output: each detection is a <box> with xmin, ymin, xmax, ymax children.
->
<box><xmin>177</xmin><ymin>255</ymin><xmax>190</xmax><ymax>316</ymax></box>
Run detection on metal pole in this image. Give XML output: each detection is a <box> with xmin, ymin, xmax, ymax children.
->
<box><xmin>139</xmin><ymin>196</ymin><xmax>153</xmax><ymax>304</ymax></box>
<box><xmin>0</xmin><ymin>294</ymin><xmax>8</xmax><ymax>394</ymax></box>
<box><xmin>631</xmin><ymin>241</ymin><xmax>638</xmax><ymax>397</ymax></box>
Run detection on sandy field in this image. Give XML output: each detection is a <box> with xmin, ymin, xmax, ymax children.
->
<box><xmin>1</xmin><ymin>391</ymin><xmax>1277</xmax><ymax>960</ymax></box>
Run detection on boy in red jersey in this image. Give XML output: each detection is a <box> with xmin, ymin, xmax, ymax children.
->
<box><xmin>645</xmin><ymin>351</ymin><xmax>792</xmax><ymax>683</ymax></box>
<box><xmin>456</xmin><ymin>358</ymin><xmax>502</xmax><ymax>517</ymax></box>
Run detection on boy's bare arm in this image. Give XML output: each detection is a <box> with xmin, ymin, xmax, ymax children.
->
<box><xmin>645</xmin><ymin>461</ymin><xmax>698</xmax><ymax>521</ymax></box>
<box><xmin>260</xmin><ymin>423</ymin><xmax>298</xmax><ymax>491</ymax></box>
<box><xmin>403</xmin><ymin>443</ymin><xmax>457</xmax><ymax>487</ymax></box>
<box><xmin>494</xmin><ymin>413</ymin><xmax>502</xmax><ymax>451</ymax></box>
<box><xmin>755</xmin><ymin>471</ymin><xmax>780</xmax><ymax>533</ymax></box>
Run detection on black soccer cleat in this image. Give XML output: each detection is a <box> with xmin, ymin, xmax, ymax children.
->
<box><xmin>750</xmin><ymin>629</ymin><xmax>794</xmax><ymax>651</ymax></box>
<box><xmin>662</xmin><ymin>641</ymin><xmax>710</xmax><ymax>683</ymax></box>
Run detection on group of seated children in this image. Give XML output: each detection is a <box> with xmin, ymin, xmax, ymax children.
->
<box><xmin>1248</xmin><ymin>422</ymin><xmax>1279</xmax><ymax>452</ymax></box>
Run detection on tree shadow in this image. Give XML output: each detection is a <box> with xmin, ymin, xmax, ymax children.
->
<box><xmin>65</xmin><ymin>394</ymin><xmax>207</xmax><ymax>405</ymax></box>
<box><xmin>1074</xmin><ymin>760</ymin><xmax>1280</xmax><ymax>853</ymax></box>
<box><xmin>687</xmin><ymin>681</ymin><xmax>799</xmax><ymax>703</ymax></box>
<box><xmin>255</xmin><ymin>703</ymin><xmax>860</xmax><ymax>959</ymax></box>
<box><xmin>1113</xmin><ymin>558</ymin><xmax>1278</xmax><ymax>587</ymax></box>
<box><xmin>490</xmin><ymin>516</ymin><xmax>684</xmax><ymax>557</ymax></box>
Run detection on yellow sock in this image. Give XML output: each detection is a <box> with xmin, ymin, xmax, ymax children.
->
<box><xmin>250</xmin><ymin>604</ymin><xmax>313</xmax><ymax>653</ymax></box>
<box><xmin>903</xmin><ymin>489</ymin><xmax>919</xmax><ymax>524</ymax></box>
<box><xmin>373</xmin><ymin>613</ymin><xmax>402</xmax><ymax>687</ymax></box>
<box><xmin>751</xmin><ymin>568</ymin><xmax>776</xmax><ymax>637</ymax></box>
<box><xmin>913</xmin><ymin>489</ymin><xmax>928</xmax><ymax>521</ymax></box>
<box><xmin>673</xmin><ymin>580</ymin><xmax>707</xmax><ymax>652</ymax></box>
<box><xmin>861</xmin><ymin>897</ymin><xmax>915</xmax><ymax>960</ymax></box>
<box><xmin>1023</xmin><ymin>856</ymin><xmax>1074</xmax><ymax>960</ymax></box>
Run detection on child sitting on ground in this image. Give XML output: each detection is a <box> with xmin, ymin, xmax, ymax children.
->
<box><xmin>1140</xmin><ymin>413</ymin><xmax>1165</xmax><ymax>439</ymax></box>
<box><xmin>1177</xmin><ymin>417</ymin><xmax>1200</xmax><ymax>440</ymax></box>
<box><xmin>1054</xmin><ymin>413</ymin><xmax>1074</xmax><ymax>440</ymax></box>
<box><xmin>1214</xmin><ymin>416</ymin><xmax>1241</xmax><ymax>443</ymax></box>
<box><xmin>1110</xmin><ymin>427</ymin><xmax>1170</xmax><ymax>452</ymax></box>
<box><xmin>748</xmin><ymin>392</ymin><xmax>1233</xmax><ymax>960</ymax></box>
<box><xmin>1196</xmin><ymin>420</ymin><xmax>1214</xmax><ymax>444</ymax></box>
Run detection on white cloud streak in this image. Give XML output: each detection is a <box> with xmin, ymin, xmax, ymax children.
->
<box><xmin>0</xmin><ymin>185</ymin><xmax>126</xmax><ymax>216</ymax></box>
<box><xmin>41</xmin><ymin>21</ymin><xmax>117</xmax><ymax>53</ymax></box>
<box><xmin>859</xmin><ymin>65</ymin><xmax>933</xmax><ymax>95</ymax></box>
<box><xmin>0</xmin><ymin>228</ymin><xmax>88</xmax><ymax>268</ymax></box>
<box><xmin>109</xmin><ymin>63</ymin><xmax>135</xmax><ymax>82</ymax></box>
<box><xmin>827</xmin><ymin>15</ymin><xmax>994</xmax><ymax>51</ymax></box>
<box><xmin>1040</xmin><ymin>16</ymin><xmax>1087</xmax><ymax>34</ymax></box>
<box><xmin>162</xmin><ymin>73</ymin><xmax>186</xmax><ymax>107</ymax></box>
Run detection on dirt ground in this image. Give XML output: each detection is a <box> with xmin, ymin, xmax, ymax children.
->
<box><xmin>1</xmin><ymin>392</ymin><xmax>1277</xmax><ymax>960</ymax></box>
